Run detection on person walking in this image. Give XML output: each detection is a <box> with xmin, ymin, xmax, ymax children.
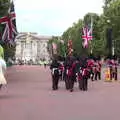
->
<box><xmin>0</xmin><ymin>58</ymin><xmax>7</xmax><ymax>89</ymax></box>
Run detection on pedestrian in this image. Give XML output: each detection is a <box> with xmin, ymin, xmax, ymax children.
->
<box><xmin>0</xmin><ymin>58</ymin><xmax>7</xmax><ymax>89</ymax></box>
<box><xmin>44</xmin><ymin>63</ymin><xmax>47</xmax><ymax>68</ymax></box>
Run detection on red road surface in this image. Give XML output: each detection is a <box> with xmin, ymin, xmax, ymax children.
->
<box><xmin>0</xmin><ymin>65</ymin><xmax>120</xmax><ymax>120</ymax></box>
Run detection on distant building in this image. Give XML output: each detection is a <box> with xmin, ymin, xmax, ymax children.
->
<box><xmin>15</xmin><ymin>32</ymin><xmax>52</xmax><ymax>63</ymax></box>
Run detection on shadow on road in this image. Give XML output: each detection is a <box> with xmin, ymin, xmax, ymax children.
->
<box><xmin>0</xmin><ymin>94</ymin><xmax>26</xmax><ymax>100</ymax></box>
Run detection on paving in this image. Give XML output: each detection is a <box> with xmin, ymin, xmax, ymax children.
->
<box><xmin>0</xmin><ymin>65</ymin><xmax>120</xmax><ymax>120</ymax></box>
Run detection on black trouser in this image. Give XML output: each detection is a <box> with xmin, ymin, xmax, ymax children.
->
<box><xmin>90</xmin><ymin>69</ymin><xmax>94</xmax><ymax>81</ymax></box>
<box><xmin>52</xmin><ymin>75</ymin><xmax>59</xmax><ymax>90</ymax></box>
<box><xmin>69</xmin><ymin>76</ymin><xmax>75</xmax><ymax>91</ymax></box>
<box><xmin>82</xmin><ymin>76</ymin><xmax>88</xmax><ymax>91</ymax></box>
<box><xmin>65</xmin><ymin>75</ymin><xmax>70</xmax><ymax>90</ymax></box>
<box><xmin>95</xmin><ymin>71</ymin><xmax>101</xmax><ymax>80</ymax></box>
<box><xmin>59</xmin><ymin>71</ymin><xmax>62</xmax><ymax>81</ymax></box>
<box><xmin>112</xmin><ymin>72</ymin><xmax>117</xmax><ymax>80</ymax></box>
<box><xmin>78</xmin><ymin>79</ymin><xmax>83</xmax><ymax>90</ymax></box>
<box><xmin>110</xmin><ymin>67</ymin><xmax>113</xmax><ymax>80</ymax></box>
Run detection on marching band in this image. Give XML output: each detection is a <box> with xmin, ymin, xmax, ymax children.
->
<box><xmin>50</xmin><ymin>56</ymin><xmax>118</xmax><ymax>92</ymax></box>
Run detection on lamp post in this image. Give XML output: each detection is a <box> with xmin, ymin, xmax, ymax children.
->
<box><xmin>104</xmin><ymin>15</ymin><xmax>120</xmax><ymax>57</ymax></box>
<box><xmin>106</xmin><ymin>19</ymin><xmax>113</xmax><ymax>57</ymax></box>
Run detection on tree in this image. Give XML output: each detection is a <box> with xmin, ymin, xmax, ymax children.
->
<box><xmin>62</xmin><ymin>19</ymin><xmax>85</xmax><ymax>56</ymax></box>
<box><xmin>61</xmin><ymin>0</ymin><xmax>120</xmax><ymax>57</ymax></box>
<box><xmin>103</xmin><ymin>0</ymin><xmax>120</xmax><ymax>56</ymax></box>
<box><xmin>47</xmin><ymin>36</ymin><xmax>61</xmax><ymax>59</ymax></box>
<box><xmin>62</xmin><ymin>13</ymin><xmax>105</xmax><ymax>57</ymax></box>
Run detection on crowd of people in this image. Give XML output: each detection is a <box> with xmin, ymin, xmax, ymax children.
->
<box><xmin>50</xmin><ymin>56</ymin><xmax>118</xmax><ymax>92</ymax></box>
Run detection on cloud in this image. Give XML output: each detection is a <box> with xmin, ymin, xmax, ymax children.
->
<box><xmin>15</xmin><ymin>0</ymin><xmax>104</xmax><ymax>35</ymax></box>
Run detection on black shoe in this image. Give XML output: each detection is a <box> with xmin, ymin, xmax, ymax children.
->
<box><xmin>52</xmin><ymin>88</ymin><xmax>57</xmax><ymax>90</ymax></box>
<box><xmin>83</xmin><ymin>89</ymin><xmax>86</xmax><ymax>91</ymax></box>
<box><xmin>79</xmin><ymin>88</ymin><xmax>83</xmax><ymax>91</ymax></box>
<box><xmin>66</xmin><ymin>88</ymin><xmax>70</xmax><ymax>90</ymax></box>
<box><xmin>70</xmin><ymin>89</ymin><xmax>73</xmax><ymax>92</ymax></box>
<box><xmin>85</xmin><ymin>88</ymin><xmax>88</xmax><ymax>91</ymax></box>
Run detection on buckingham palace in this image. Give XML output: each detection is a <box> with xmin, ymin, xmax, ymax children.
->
<box><xmin>15</xmin><ymin>32</ymin><xmax>52</xmax><ymax>64</ymax></box>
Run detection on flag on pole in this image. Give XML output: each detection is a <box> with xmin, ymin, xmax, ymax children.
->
<box><xmin>67</xmin><ymin>40</ymin><xmax>73</xmax><ymax>56</ymax></box>
<box><xmin>52</xmin><ymin>42</ymin><xmax>57</xmax><ymax>54</ymax></box>
<box><xmin>0</xmin><ymin>1</ymin><xmax>17</xmax><ymax>43</ymax></box>
<box><xmin>52</xmin><ymin>43</ymin><xmax>57</xmax><ymax>50</ymax></box>
<box><xmin>82</xmin><ymin>16</ymin><xmax>93</xmax><ymax>48</ymax></box>
<box><xmin>60</xmin><ymin>39</ymin><xmax>64</xmax><ymax>44</ymax></box>
<box><xmin>60</xmin><ymin>39</ymin><xmax>66</xmax><ymax>57</ymax></box>
<box><xmin>82</xmin><ymin>26</ymin><xmax>93</xmax><ymax>48</ymax></box>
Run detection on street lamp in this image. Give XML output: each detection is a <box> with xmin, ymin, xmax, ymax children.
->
<box><xmin>106</xmin><ymin>19</ymin><xmax>113</xmax><ymax>57</ymax></box>
<box><xmin>106</xmin><ymin>19</ymin><xmax>111</xmax><ymax>23</ymax></box>
<box><xmin>104</xmin><ymin>15</ymin><xmax>120</xmax><ymax>57</ymax></box>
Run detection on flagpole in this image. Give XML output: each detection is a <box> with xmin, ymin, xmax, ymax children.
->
<box><xmin>90</xmin><ymin>14</ymin><xmax>93</xmax><ymax>54</ymax></box>
<box><xmin>8</xmin><ymin>0</ymin><xmax>12</xmax><ymax>13</ymax></box>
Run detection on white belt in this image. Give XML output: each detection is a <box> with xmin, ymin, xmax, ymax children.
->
<box><xmin>52</xmin><ymin>68</ymin><xmax>58</xmax><ymax>74</ymax></box>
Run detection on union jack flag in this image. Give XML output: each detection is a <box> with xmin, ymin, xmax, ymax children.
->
<box><xmin>0</xmin><ymin>1</ymin><xmax>17</xmax><ymax>43</ymax></box>
<box><xmin>82</xmin><ymin>26</ymin><xmax>92</xmax><ymax>48</ymax></box>
<box><xmin>67</xmin><ymin>40</ymin><xmax>73</xmax><ymax>56</ymax></box>
<box><xmin>52</xmin><ymin>43</ymin><xmax>57</xmax><ymax>50</ymax></box>
<box><xmin>52</xmin><ymin>42</ymin><xmax>57</xmax><ymax>54</ymax></box>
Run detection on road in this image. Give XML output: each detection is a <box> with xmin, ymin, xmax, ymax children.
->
<box><xmin>0</xmin><ymin>65</ymin><xmax>120</xmax><ymax>120</ymax></box>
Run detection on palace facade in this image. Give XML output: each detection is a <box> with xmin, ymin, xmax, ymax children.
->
<box><xmin>15</xmin><ymin>32</ymin><xmax>52</xmax><ymax>63</ymax></box>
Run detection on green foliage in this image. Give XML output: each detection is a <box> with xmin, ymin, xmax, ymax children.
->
<box><xmin>3</xmin><ymin>43</ymin><xmax>16</xmax><ymax>61</ymax></box>
<box><xmin>0</xmin><ymin>0</ymin><xmax>10</xmax><ymax>17</ymax></box>
<box><xmin>60</xmin><ymin>0</ymin><xmax>120</xmax><ymax>57</ymax></box>
<box><xmin>62</xmin><ymin>19</ymin><xmax>85</xmax><ymax>56</ymax></box>
<box><xmin>103</xmin><ymin>0</ymin><xmax>120</xmax><ymax>56</ymax></box>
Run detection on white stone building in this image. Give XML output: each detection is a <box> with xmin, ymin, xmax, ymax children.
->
<box><xmin>15</xmin><ymin>32</ymin><xmax>52</xmax><ymax>63</ymax></box>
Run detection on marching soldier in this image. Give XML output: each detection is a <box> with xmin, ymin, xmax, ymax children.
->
<box><xmin>108</xmin><ymin>59</ymin><xmax>113</xmax><ymax>80</ymax></box>
<box><xmin>64</xmin><ymin>57</ymin><xmax>76</xmax><ymax>92</ymax></box>
<box><xmin>82</xmin><ymin>59</ymin><xmax>89</xmax><ymax>91</ymax></box>
<box><xmin>77</xmin><ymin>58</ymin><xmax>83</xmax><ymax>90</ymax></box>
<box><xmin>94</xmin><ymin>60</ymin><xmax>101</xmax><ymax>80</ymax></box>
<box><xmin>50</xmin><ymin>59</ymin><xmax>60</xmax><ymax>90</ymax></box>
<box><xmin>64</xmin><ymin>57</ymin><xmax>71</xmax><ymax>90</ymax></box>
<box><xmin>78</xmin><ymin>57</ymin><xmax>89</xmax><ymax>91</ymax></box>
<box><xmin>69</xmin><ymin>59</ymin><xmax>76</xmax><ymax>92</ymax></box>
<box><xmin>87</xmin><ymin>58</ymin><xmax>95</xmax><ymax>81</ymax></box>
<box><xmin>77</xmin><ymin>66</ymin><xmax>83</xmax><ymax>90</ymax></box>
<box><xmin>59</xmin><ymin>62</ymin><xmax>64</xmax><ymax>81</ymax></box>
<box><xmin>112</xmin><ymin>59</ymin><xmax>118</xmax><ymax>80</ymax></box>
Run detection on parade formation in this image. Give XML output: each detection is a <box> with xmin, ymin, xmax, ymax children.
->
<box><xmin>50</xmin><ymin>55</ymin><xmax>118</xmax><ymax>92</ymax></box>
<box><xmin>1</xmin><ymin>0</ymin><xmax>120</xmax><ymax>120</ymax></box>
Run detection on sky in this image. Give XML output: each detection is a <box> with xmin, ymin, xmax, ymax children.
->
<box><xmin>14</xmin><ymin>0</ymin><xmax>104</xmax><ymax>36</ymax></box>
